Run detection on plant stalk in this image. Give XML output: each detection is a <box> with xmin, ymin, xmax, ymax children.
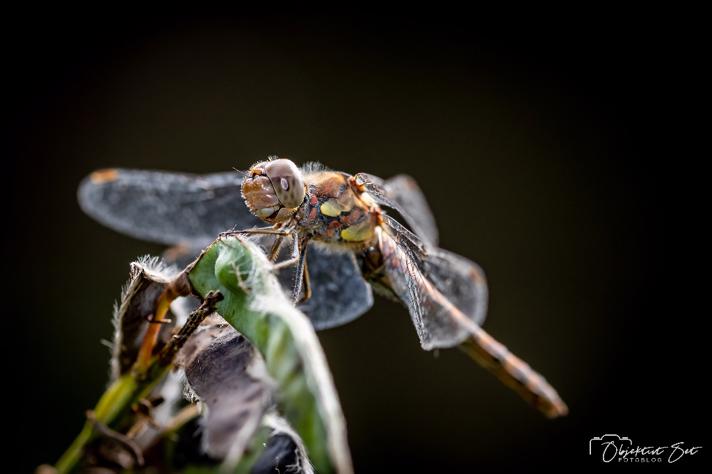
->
<box><xmin>53</xmin><ymin>291</ymin><xmax>221</xmax><ymax>473</ymax></box>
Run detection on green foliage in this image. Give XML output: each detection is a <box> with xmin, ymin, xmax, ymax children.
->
<box><xmin>53</xmin><ymin>236</ymin><xmax>351</xmax><ymax>473</ymax></box>
<box><xmin>189</xmin><ymin>236</ymin><xmax>351</xmax><ymax>474</ymax></box>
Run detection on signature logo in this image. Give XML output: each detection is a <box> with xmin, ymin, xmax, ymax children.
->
<box><xmin>589</xmin><ymin>434</ymin><xmax>702</xmax><ymax>464</ymax></box>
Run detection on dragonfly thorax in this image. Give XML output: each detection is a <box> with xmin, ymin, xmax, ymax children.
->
<box><xmin>241</xmin><ymin>157</ymin><xmax>306</xmax><ymax>223</ymax></box>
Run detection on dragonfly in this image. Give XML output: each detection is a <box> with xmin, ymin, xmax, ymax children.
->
<box><xmin>79</xmin><ymin>157</ymin><xmax>568</xmax><ymax>418</ymax></box>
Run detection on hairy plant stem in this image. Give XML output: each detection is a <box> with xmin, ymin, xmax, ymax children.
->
<box><xmin>54</xmin><ymin>291</ymin><xmax>222</xmax><ymax>473</ymax></box>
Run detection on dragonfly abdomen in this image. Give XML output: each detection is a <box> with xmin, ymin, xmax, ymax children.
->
<box><xmin>461</xmin><ymin>330</ymin><xmax>569</xmax><ymax>418</ymax></box>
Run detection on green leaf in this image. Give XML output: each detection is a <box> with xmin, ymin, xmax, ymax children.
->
<box><xmin>188</xmin><ymin>236</ymin><xmax>352</xmax><ymax>474</ymax></box>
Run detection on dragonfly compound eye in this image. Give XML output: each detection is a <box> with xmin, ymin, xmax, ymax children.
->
<box><xmin>264</xmin><ymin>158</ymin><xmax>305</xmax><ymax>208</ymax></box>
<box><xmin>241</xmin><ymin>158</ymin><xmax>305</xmax><ymax>223</ymax></box>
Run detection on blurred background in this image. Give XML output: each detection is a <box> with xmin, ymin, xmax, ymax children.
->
<box><xmin>5</xmin><ymin>9</ymin><xmax>707</xmax><ymax>472</ymax></box>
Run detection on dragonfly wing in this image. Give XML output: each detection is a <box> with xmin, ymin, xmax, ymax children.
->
<box><xmin>377</xmin><ymin>226</ymin><xmax>467</xmax><ymax>349</ymax></box>
<box><xmin>384</xmin><ymin>174</ymin><xmax>439</xmax><ymax>246</ymax></box>
<box><xmin>376</xmin><ymin>216</ymin><xmax>487</xmax><ymax>349</ymax></box>
<box><xmin>277</xmin><ymin>244</ymin><xmax>374</xmax><ymax>330</ymax></box>
<box><xmin>301</xmin><ymin>246</ymin><xmax>374</xmax><ymax>330</ymax></box>
<box><xmin>424</xmin><ymin>248</ymin><xmax>488</xmax><ymax>327</ymax></box>
<box><xmin>354</xmin><ymin>172</ymin><xmax>439</xmax><ymax>246</ymax></box>
<box><xmin>78</xmin><ymin>169</ymin><xmax>261</xmax><ymax>245</ymax></box>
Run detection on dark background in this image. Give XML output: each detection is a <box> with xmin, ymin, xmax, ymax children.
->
<box><xmin>4</xmin><ymin>10</ymin><xmax>707</xmax><ymax>472</ymax></box>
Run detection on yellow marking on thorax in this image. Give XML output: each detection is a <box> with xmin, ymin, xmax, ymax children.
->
<box><xmin>320</xmin><ymin>198</ymin><xmax>351</xmax><ymax>217</ymax></box>
<box><xmin>341</xmin><ymin>219</ymin><xmax>374</xmax><ymax>242</ymax></box>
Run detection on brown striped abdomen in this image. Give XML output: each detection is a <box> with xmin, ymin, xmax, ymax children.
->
<box><xmin>460</xmin><ymin>329</ymin><xmax>568</xmax><ymax>418</ymax></box>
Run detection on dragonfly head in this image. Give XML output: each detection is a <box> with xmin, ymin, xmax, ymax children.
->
<box><xmin>241</xmin><ymin>157</ymin><xmax>306</xmax><ymax>223</ymax></box>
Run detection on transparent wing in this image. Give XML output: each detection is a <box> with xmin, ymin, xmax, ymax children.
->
<box><xmin>78</xmin><ymin>169</ymin><xmax>261</xmax><ymax>246</ymax></box>
<box><xmin>375</xmin><ymin>219</ymin><xmax>568</xmax><ymax>417</ymax></box>
<box><xmin>376</xmin><ymin>215</ymin><xmax>487</xmax><ymax>349</ymax></box>
<box><xmin>425</xmin><ymin>248</ymin><xmax>488</xmax><ymax>326</ymax></box>
<box><xmin>278</xmin><ymin>244</ymin><xmax>374</xmax><ymax>330</ymax></box>
<box><xmin>354</xmin><ymin>172</ymin><xmax>439</xmax><ymax>246</ymax></box>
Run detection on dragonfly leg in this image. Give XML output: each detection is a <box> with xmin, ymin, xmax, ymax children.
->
<box><xmin>241</xmin><ymin>229</ymin><xmax>293</xmax><ymax>237</ymax></box>
<box><xmin>268</xmin><ymin>236</ymin><xmax>284</xmax><ymax>262</ymax></box>
<box><xmin>221</xmin><ymin>226</ymin><xmax>293</xmax><ymax>238</ymax></box>
<box><xmin>273</xmin><ymin>234</ymin><xmax>300</xmax><ymax>270</ymax></box>
<box><xmin>300</xmin><ymin>252</ymin><xmax>312</xmax><ymax>303</ymax></box>
<box><xmin>291</xmin><ymin>242</ymin><xmax>311</xmax><ymax>304</ymax></box>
